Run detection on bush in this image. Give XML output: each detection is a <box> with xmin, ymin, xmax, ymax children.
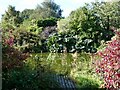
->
<box><xmin>2</xmin><ymin>30</ymin><xmax>29</xmax><ymax>70</ymax></box>
<box><xmin>2</xmin><ymin>40</ymin><xmax>60</xmax><ymax>90</ymax></box>
<box><xmin>95</xmin><ymin>28</ymin><xmax>120</xmax><ymax>89</ymax></box>
<box><xmin>2</xmin><ymin>45</ymin><xmax>29</xmax><ymax>70</ymax></box>
<box><xmin>2</xmin><ymin>69</ymin><xmax>60</xmax><ymax>90</ymax></box>
<box><xmin>75</xmin><ymin>75</ymin><xmax>102</xmax><ymax>90</ymax></box>
<box><xmin>37</xmin><ymin>17</ymin><xmax>57</xmax><ymax>27</ymax></box>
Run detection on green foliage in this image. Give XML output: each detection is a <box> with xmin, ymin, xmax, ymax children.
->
<box><xmin>75</xmin><ymin>75</ymin><xmax>103</xmax><ymax>90</ymax></box>
<box><xmin>2</xmin><ymin>47</ymin><xmax>60</xmax><ymax>90</ymax></box>
<box><xmin>46</xmin><ymin>33</ymin><xmax>77</xmax><ymax>52</ymax></box>
<box><xmin>30</xmin><ymin>0</ymin><xmax>63</xmax><ymax>19</ymax></box>
<box><xmin>37</xmin><ymin>17</ymin><xmax>57</xmax><ymax>27</ymax></box>
<box><xmin>56</xmin><ymin>2</ymin><xmax>119</xmax><ymax>53</ymax></box>
<box><xmin>91</xmin><ymin>2</ymin><xmax>120</xmax><ymax>29</ymax></box>
<box><xmin>26</xmin><ymin>52</ymin><xmax>103</xmax><ymax>88</ymax></box>
<box><xmin>20</xmin><ymin>9</ymin><xmax>34</xmax><ymax>20</ymax></box>
<box><xmin>1</xmin><ymin>1</ymin><xmax>118</xmax><ymax>53</ymax></box>
<box><xmin>2</xmin><ymin>64</ymin><xmax>60</xmax><ymax>90</ymax></box>
<box><xmin>57</xmin><ymin>18</ymin><xmax>70</xmax><ymax>33</ymax></box>
<box><xmin>14</xmin><ymin>31</ymin><xmax>42</xmax><ymax>53</ymax></box>
<box><xmin>1</xmin><ymin>5</ymin><xmax>22</xmax><ymax>30</ymax></box>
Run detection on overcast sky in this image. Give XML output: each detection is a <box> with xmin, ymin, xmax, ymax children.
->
<box><xmin>0</xmin><ymin>0</ymin><xmax>104</xmax><ymax>20</ymax></box>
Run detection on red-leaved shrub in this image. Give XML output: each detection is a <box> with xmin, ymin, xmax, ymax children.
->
<box><xmin>2</xmin><ymin>46</ymin><xmax>29</xmax><ymax>70</ymax></box>
<box><xmin>95</xmin><ymin>28</ymin><xmax>120</xmax><ymax>89</ymax></box>
<box><xmin>2</xmin><ymin>30</ymin><xmax>29</xmax><ymax>70</ymax></box>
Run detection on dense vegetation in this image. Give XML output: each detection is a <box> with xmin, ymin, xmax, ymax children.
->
<box><xmin>95</xmin><ymin>29</ymin><xmax>120</xmax><ymax>89</ymax></box>
<box><xmin>1</xmin><ymin>0</ymin><xmax>120</xmax><ymax>89</ymax></box>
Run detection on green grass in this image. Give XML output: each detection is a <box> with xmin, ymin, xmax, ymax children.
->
<box><xmin>74</xmin><ymin>74</ymin><xmax>103</xmax><ymax>90</ymax></box>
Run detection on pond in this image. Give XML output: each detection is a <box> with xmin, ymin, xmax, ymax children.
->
<box><xmin>26</xmin><ymin>52</ymin><xmax>93</xmax><ymax>76</ymax></box>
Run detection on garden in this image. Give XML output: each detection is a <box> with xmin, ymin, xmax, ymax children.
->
<box><xmin>1</xmin><ymin>0</ymin><xmax>120</xmax><ymax>90</ymax></box>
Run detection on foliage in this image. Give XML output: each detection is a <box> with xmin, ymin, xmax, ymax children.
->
<box><xmin>1</xmin><ymin>5</ymin><xmax>22</xmax><ymax>30</ymax></box>
<box><xmin>95</xmin><ymin>29</ymin><xmax>120</xmax><ymax>89</ymax></box>
<box><xmin>30</xmin><ymin>0</ymin><xmax>63</xmax><ymax>19</ymax></box>
<box><xmin>1</xmin><ymin>2</ymin><xmax>119</xmax><ymax>54</ymax></box>
<box><xmin>2</xmin><ymin>61</ymin><xmax>60</xmax><ymax>90</ymax></box>
<box><xmin>3</xmin><ymin>1</ymin><xmax>119</xmax><ymax>90</ymax></box>
<box><xmin>17</xmin><ymin>19</ymin><xmax>42</xmax><ymax>33</ymax></box>
<box><xmin>75</xmin><ymin>75</ymin><xmax>102</xmax><ymax>90</ymax></box>
<box><xmin>70</xmin><ymin>5</ymin><xmax>114</xmax><ymax>47</ymax></box>
<box><xmin>57</xmin><ymin>18</ymin><xmax>70</xmax><ymax>33</ymax></box>
<box><xmin>57</xmin><ymin>2</ymin><xmax>120</xmax><ymax>53</ymax></box>
<box><xmin>14</xmin><ymin>31</ymin><xmax>42</xmax><ymax>53</ymax></box>
<box><xmin>2</xmin><ymin>45</ymin><xmax>28</xmax><ymax>70</ymax></box>
<box><xmin>26</xmin><ymin>52</ymin><xmax>103</xmax><ymax>89</ymax></box>
<box><xmin>2</xmin><ymin>30</ymin><xmax>28</xmax><ymax>70</ymax></box>
<box><xmin>2</xmin><ymin>42</ymin><xmax>60</xmax><ymax>90</ymax></box>
<box><xmin>20</xmin><ymin>9</ymin><xmax>34</xmax><ymax>20</ymax></box>
<box><xmin>2</xmin><ymin>29</ymin><xmax>28</xmax><ymax>71</ymax></box>
<box><xmin>37</xmin><ymin>17</ymin><xmax>57</xmax><ymax>27</ymax></box>
<box><xmin>91</xmin><ymin>2</ymin><xmax>120</xmax><ymax>29</ymax></box>
<box><xmin>47</xmin><ymin>33</ymin><xmax>77</xmax><ymax>52</ymax></box>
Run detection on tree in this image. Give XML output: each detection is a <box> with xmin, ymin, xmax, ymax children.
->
<box><xmin>57</xmin><ymin>18</ymin><xmax>71</xmax><ymax>34</ymax></box>
<box><xmin>1</xmin><ymin>5</ymin><xmax>22</xmax><ymax>30</ymax></box>
<box><xmin>30</xmin><ymin>0</ymin><xmax>63</xmax><ymax>19</ymax></box>
<box><xmin>20</xmin><ymin>9</ymin><xmax>34</xmax><ymax>20</ymax></box>
<box><xmin>56</xmin><ymin>2</ymin><xmax>119</xmax><ymax>53</ymax></box>
<box><xmin>91</xmin><ymin>1</ymin><xmax>120</xmax><ymax>29</ymax></box>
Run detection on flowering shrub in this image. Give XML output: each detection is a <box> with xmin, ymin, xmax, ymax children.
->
<box><xmin>2</xmin><ymin>30</ymin><xmax>29</xmax><ymax>70</ymax></box>
<box><xmin>95</xmin><ymin>28</ymin><xmax>120</xmax><ymax>89</ymax></box>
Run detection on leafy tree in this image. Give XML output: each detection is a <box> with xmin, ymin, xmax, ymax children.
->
<box><xmin>37</xmin><ymin>17</ymin><xmax>57</xmax><ymax>27</ymax></box>
<box><xmin>1</xmin><ymin>5</ymin><xmax>22</xmax><ymax>30</ymax></box>
<box><xmin>57</xmin><ymin>18</ymin><xmax>71</xmax><ymax>34</ymax></box>
<box><xmin>30</xmin><ymin>0</ymin><xmax>63</xmax><ymax>19</ymax></box>
<box><xmin>57</xmin><ymin>2</ymin><xmax>119</xmax><ymax>53</ymax></box>
<box><xmin>91</xmin><ymin>2</ymin><xmax>120</xmax><ymax>29</ymax></box>
<box><xmin>20</xmin><ymin>9</ymin><xmax>34</xmax><ymax>20</ymax></box>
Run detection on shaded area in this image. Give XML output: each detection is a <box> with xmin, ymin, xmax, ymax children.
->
<box><xmin>53</xmin><ymin>74</ymin><xmax>76</xmax><ymax>89</ymax></box>
<box><xmin>25</xmin><ymin>53</ymin><xmax>103</xmax><ymax>89</ymax></box>
<box><xmin>75</xmin><ymin>76</ymin><xmax>104</xmax><ymax>90</ymax></box>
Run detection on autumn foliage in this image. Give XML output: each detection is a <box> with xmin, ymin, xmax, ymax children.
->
<box><xmin>96</xmin><ymin>28</ymin><xmax>120</xmax><ymax>89</ymax></box>
<box><xmin>2</xmin><ymin>30</ymin><xmax>29</xmax><ymax>70</ymax></box>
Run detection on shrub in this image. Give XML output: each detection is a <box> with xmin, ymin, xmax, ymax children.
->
<box><xmin>2</xmin><ymin>46</ymin><xmax>29</xmax><ymax>70</ymax></box>
<box><xmin>2</xmin><ymin>69</ymin><xmax>60</xmax><ymax>90</ymax></box>
<box><xmin>95</xmin><ymin>28</ymin><xmax>120</xmax><ymax>89</ymax></box>
<box><xmin>2</xmin><ymin>30</ymin><xmax>29</xmax><ymax>70</ymax></box>
<box><xmin>37</xmin><ymin>17</ymin><xmax>57</xmax><ymax>27</ymax></box>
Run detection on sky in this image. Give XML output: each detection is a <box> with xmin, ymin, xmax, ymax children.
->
<box><xmin>0</xmin><ymin>0</ymin><xmax>104</xmax><ymax>20</ymax></box>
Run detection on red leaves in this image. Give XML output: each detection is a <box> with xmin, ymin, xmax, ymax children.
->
<box><xmin>2</xmin><ymin>46</ymin><xmax>29</xmax><ymax>70</ymax></box>
<box><xmin>95</xmin><ymin>29</ymin><xmax>120</xmax><ymax>89</ymax></box>
<box><xmin>5</xmin><ymin>36</ymin><xmax>14</xmax><ymax>46</ymax></box>
<box><xmin>116</xmin><ymin>74</ymin><xmax>120</xmax><ymax>78</ymax></box>
<box><xmin>3</xmin><ymin>30</ymin><xmax>14</xmax><ymax>47</ymax></box>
